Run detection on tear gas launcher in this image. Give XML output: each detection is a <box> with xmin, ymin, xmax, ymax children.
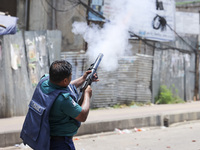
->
<box><xmin>78</xmin><ymin>53</ymin><xmax>104</xmax><ymax>105</ymax></box>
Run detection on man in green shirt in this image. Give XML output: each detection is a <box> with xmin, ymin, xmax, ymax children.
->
<box><xmin>43</xmin><ymin>60</ymin><xmax>95</xmax><ymax>150</ymax></box>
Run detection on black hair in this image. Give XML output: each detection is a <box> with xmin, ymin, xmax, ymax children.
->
<box><xmin>49</xmin><ymin>60</ymin><xmax>72</xmax><ymax>83</ymax></box>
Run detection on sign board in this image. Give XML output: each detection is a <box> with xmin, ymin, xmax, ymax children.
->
<box><xmin>88</xmin><ymin>0</ymin><xmax>175</xmax><ymax>42</ymax></box>
<box><xmin>176</xmin><ymin>11</ymin><xmax>199</xmax><ymax>35</ymax></box>
<box><xmin>88</xmin><ymin>0</ymin><xmax>104</xmax><ymax>21</ymax></box>
<box><xmin>139</xmin><ymin>0</ymin><xmax>175</xmax><ymax>42</ymax></box>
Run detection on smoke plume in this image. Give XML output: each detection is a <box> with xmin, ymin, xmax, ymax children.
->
<box><xmin>72</xmin><ymin>0</ymin><xmax>152</xmax><ymax>71</ymax></box>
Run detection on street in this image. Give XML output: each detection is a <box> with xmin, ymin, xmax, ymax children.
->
<box><xmin>1</xmin><ymin>120</ymin><xmax>200</xmax><ymax>150</ymax></box>
<box><xmin>74</xmin><ymin>120</ymin><xmax>200</xmax><ymax>150</ymax></box>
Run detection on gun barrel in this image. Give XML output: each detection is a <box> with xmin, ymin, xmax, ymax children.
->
<box><xmin>92</xmin><ymin>53</ymin><xmax>104</xmax><ymax>70</ymax></box>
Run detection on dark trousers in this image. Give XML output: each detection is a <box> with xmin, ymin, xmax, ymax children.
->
<box><xmin>50</xmin><ymin>136</ymin><xmax>75</xmax><ymax>150</ymax></box>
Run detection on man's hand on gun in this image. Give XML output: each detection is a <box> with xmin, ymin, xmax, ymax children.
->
<box><xmin>83</xmin><ymin>70</ymin><xmax>99</xmax><ymax>82</ymax></box>
<box><xmin>78</xmin><ymin>53</ymin><xmax>103</xmax><ymax>105</ymax></box>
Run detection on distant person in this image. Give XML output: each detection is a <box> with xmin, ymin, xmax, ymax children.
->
<box><xmin>21</xmin><ymin>60</ymin><xmax>98</xmax><ymax>150</ymax></box>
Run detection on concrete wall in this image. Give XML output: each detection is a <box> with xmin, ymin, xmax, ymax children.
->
<box><xmin>60</xmin><ymin>35</ymin><xmax>197</xmax><ymax>108</ymax></box>
<box><xmin>0</xmin><ymin>32</ymin><xmax>31</xmax><ymax>117</ymax></box>
<box><xmin>2</xmin><ymin>0</ymin><xmax>199</xmax><ymax>114</ymax></box>
<box><xmin>152</xmin><ymin>36</ymin><xmax>197</xmax><ymax>102</ymax></box>
<box><xmin>0</xmin><ymin>30</ymin><xmax>62</xmax><ymax>118</ymax></box>
<box><xmin>27</xmin><ymin>0</ymin><xmax>86</xmax><ymax>52</ymax></box>
<box><xmin>61</xmin><ymin>51</ymin><xmax>153</xmax><ymax>108</ymax></box>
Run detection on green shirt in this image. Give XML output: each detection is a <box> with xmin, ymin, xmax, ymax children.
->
<box><xmin>40</xmin><ymin>75</ymin><xmax>82</xmax><ymax>136</ymax></box>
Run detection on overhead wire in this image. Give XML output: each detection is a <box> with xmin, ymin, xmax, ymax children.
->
<box><xmin>45</xmin><ymin>0</ymin><xmax>80</xmax><ymax>12</ymax></box>
<box><xmin>43</xmin><ymin>0</ymin><xmax>196</xmax><ymax>54</ymax></box>
<box><xmin>129</xmin><ymin>31</ymin><xmax>193</xmax><ymax>54</ymax></box>
<box><xmin>40</xmin><ymin>0</ymin><xmax>81</xmax><ymax>29</ymax></box>
<box><xmin>41</xmin><ymin>0</ymin><xmax>80</xmax><ymax>15</ymax></box>
<box><xmin>77</xmin><ymin>0</ymin><xmax>196</xmax><ymax>54</ymax></box>
<box><xmin>166</xmin><ymin>23</ymin><xmax>196</xmax><ymax>52</ymax></box>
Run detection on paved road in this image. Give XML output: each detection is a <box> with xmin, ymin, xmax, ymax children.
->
<box><xmin>74</xmin><ymin>120</ymin><xmax>200</xmax><ymax>150</ymax></box>
<box><xmin>1</xmin><ymin>120</ymin><xmax>200</xmax><ymax>150</ymax></box>
<box><xmin>1</xmin><ymin>102</ymin><xmax>200</xmax><ymax>148</ymax></box>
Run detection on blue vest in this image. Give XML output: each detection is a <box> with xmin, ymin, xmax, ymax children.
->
<box><xmin>20</xmin><ymin>76</ymin><xmax>80</xmax><ymax>150</ymax></box>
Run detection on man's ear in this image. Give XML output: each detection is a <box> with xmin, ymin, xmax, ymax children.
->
<box><xmin>63</xmin><ymin>78</ymin><xmax>68</xmax><ymax>84</ymax></box>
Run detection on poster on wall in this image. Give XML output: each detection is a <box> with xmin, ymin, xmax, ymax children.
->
<box><xmin>10</xmin><ymin>44</ymin><xmax>22</xmax><ymax>70</ymax></box>
<box><xmin>88</xmin><ymin>0</ymin><xmax>175</xmax><ymax>42</ymax></box>
<box><xmin>25</xmin><ymin>39</ymin><xmax>38</xmax><ymax>86</ymax></box>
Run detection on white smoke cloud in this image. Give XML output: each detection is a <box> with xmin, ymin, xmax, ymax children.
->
<box><xmin>72</xmin><ymin>0</ymin><xmax>152</xmax><ymax>71</ymax></box>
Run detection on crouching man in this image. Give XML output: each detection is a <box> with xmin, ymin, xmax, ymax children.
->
<box><xmin>21</xmin><ymin>60</ymin><xmax>98</xmax><ymax>150</ymax></box>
